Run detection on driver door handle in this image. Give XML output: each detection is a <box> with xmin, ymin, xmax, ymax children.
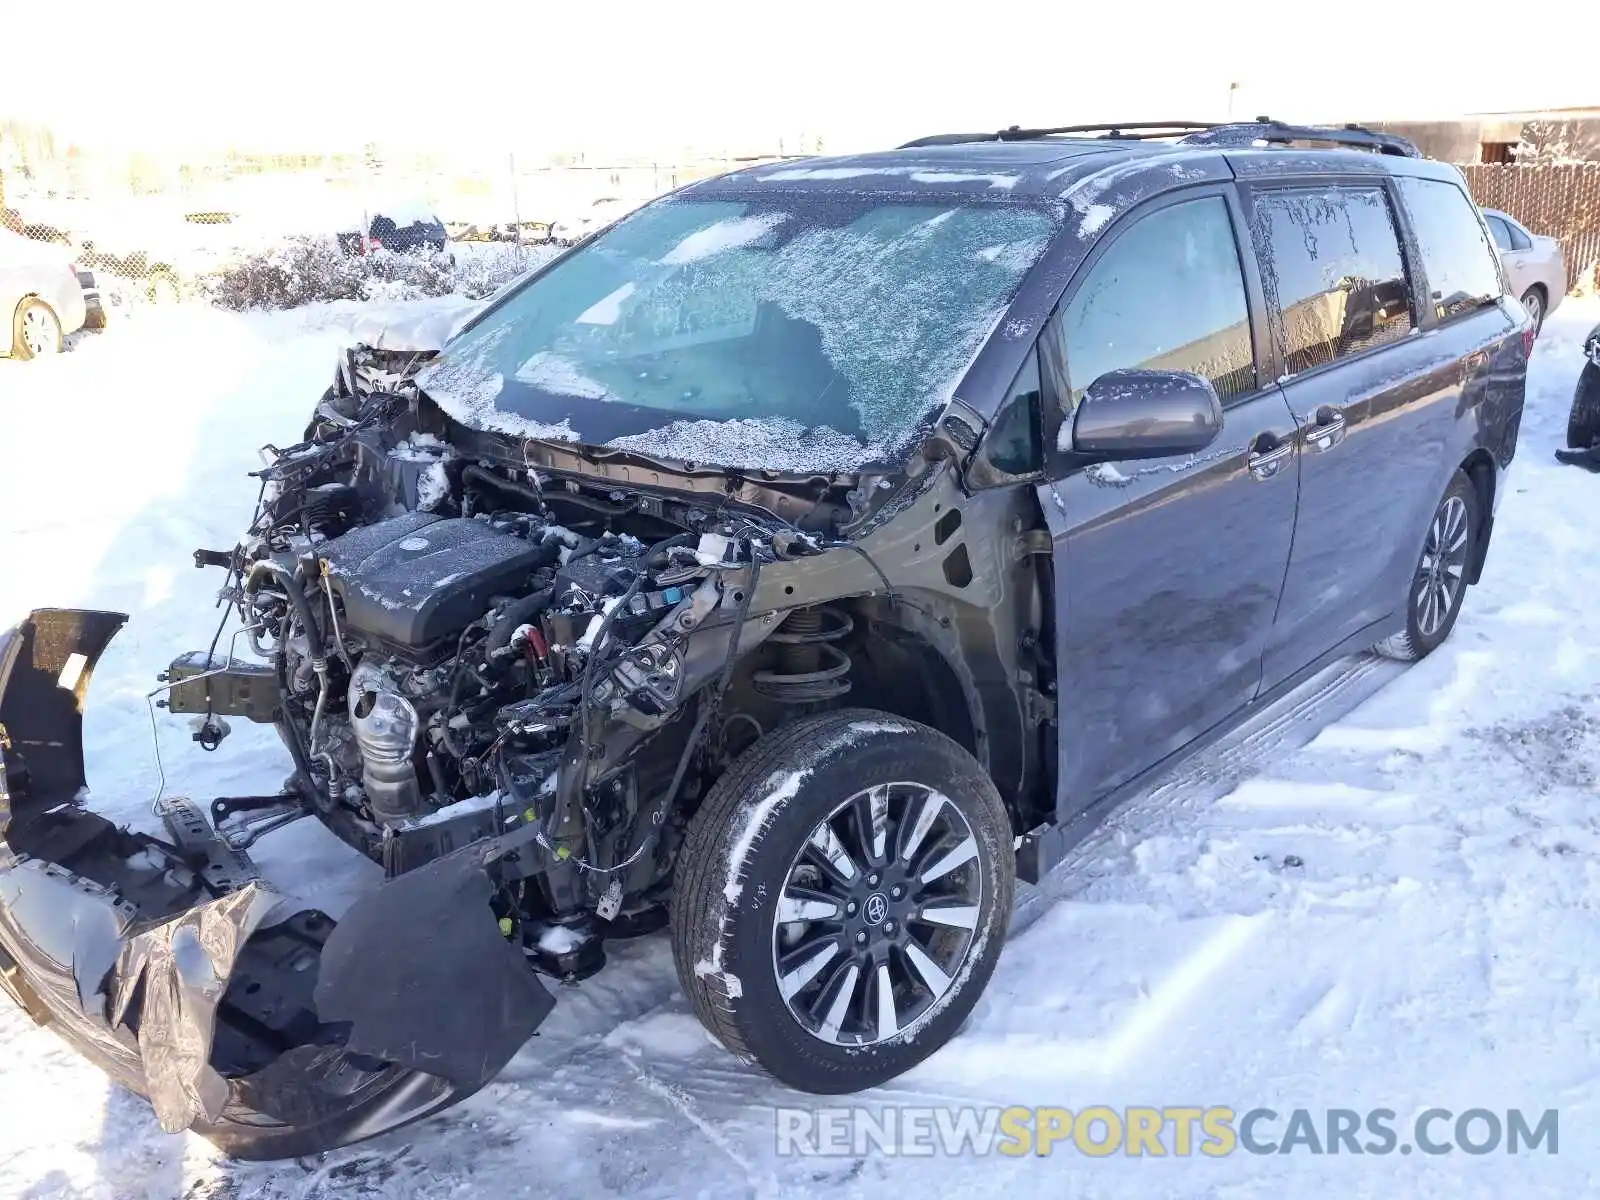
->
<box><xmin>1302</xmin><ymin>405</ymin><xmax>1347</xmax><ymax>453</ymax></box>
<box><xmin>1246</xmin><ymin>436</ymin><xmax>1293</xmax><ymax>481</ymax></box>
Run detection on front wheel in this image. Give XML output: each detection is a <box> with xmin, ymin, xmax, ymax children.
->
<box><xmin>11</xmin><ymin>297</ymin><xmax>62</xmax><ymax>359</ymax></box>
<box><xmin>1375</xmin><ymin>471</ymin><xmax>1480</xmax><ymax>662</ymax></box>
<box><xmin>672</xmin><ymin>709</ymin><xmax>1013</xmax><ymax>1093</ymax></box>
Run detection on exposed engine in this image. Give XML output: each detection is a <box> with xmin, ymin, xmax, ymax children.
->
<box><xmin>164</xmin><ymin>370</ymin><xmax>860</xmax><ymax>975</ymax></box>
<box><xmin>291</xmin><ymin>506</ymin><xmax>690</xmax><ymax>836</ymax></box>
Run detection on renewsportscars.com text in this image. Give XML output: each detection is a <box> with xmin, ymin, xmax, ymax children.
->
<box><xmin>774</xmin><ymin>1105</ymin><xmax>1559</xmax><ymax>1158</ymax></box>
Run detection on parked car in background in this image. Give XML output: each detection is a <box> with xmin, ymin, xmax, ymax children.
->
<box><xmin>0</xmin><ymin>228</ymin><xmax>87</xmax><ymax>358</ymax></box>
<box><xmin>1481</xmin><ymin>208</ymin><xmax>1565</xmax><ymax>334</ymax></box>
<box><xmin>336</xmin><ymin>203</ymin><xmax>450</xmax><ymax>257</ymax></box>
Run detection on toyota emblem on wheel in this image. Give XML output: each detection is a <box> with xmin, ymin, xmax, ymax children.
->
<box><xmin>864</xmin><ymin>893</ymin><xmax>889</xmax><ymax>924</ymax></box>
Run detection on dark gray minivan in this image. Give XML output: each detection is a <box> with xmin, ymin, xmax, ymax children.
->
<box><xmin>0</xmin><ymin>120</ymin><xmax>1530</xmax><ymax>1157</ymax></box>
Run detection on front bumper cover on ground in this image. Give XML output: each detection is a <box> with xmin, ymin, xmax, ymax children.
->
<box><xmin>0</xmin><ymin>609</ymin><xmax>555</xmax><ymax>1160</ymax></box>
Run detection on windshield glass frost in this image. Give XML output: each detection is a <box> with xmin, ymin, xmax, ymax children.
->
<box><xmin>416</xmin><ymin>195</ymin><xmax>1055</xmax><ymax>471</ymax></box>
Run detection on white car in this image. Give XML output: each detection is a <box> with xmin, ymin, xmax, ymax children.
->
<box><xmin>0</xmin><ymin>229</ymin><xmax>87</xmax><ymax>359</ymax></box>
<box><xmin>1481</xmin><ymin>208</ymin><xmax>1565</xmax><ymax>334</ymax></box>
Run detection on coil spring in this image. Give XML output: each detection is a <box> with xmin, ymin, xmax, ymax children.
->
<box><xmin>752</xmin><ymin>606</ymin><xmax>854</xmax><ymax>705</ymax></box>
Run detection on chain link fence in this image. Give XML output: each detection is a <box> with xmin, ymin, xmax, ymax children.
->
<box><xmin>1460</xmin><ymin>163</ymin><xmax>1600</xmax><ymax>295</ymax></box>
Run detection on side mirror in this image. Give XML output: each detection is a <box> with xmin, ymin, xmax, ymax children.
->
<box><xmin>1068</xmin><ymin>369</ymin><xmax>1223</xmax><ymax>460</ymax></box>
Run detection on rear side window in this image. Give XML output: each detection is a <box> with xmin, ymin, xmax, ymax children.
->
<box><xmin>1054</xmin><ymin>196</ymin><xmax>1255</xmax><ymax>407</ymax></box>
<box><xmin>1251</xmin><ymin>187</ymin><xmax>1414</xmax><ymax>375</ymax></box>
<box><xmin>1395</xmin><ymin>178</ymin><xmax>1505</xmax><ymax>320</ymax></box>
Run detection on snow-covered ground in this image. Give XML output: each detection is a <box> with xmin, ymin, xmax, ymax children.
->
<box><xmin>1</xmin><ymin>299</ymin><xmax>1598</xmax><ymax>1198</ymax></box>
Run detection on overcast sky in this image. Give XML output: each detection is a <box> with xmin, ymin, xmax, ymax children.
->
<box><xmin>3</xmin><ymin>0</ymin><xmax>1592</xmax><ymax>158</ymax></box>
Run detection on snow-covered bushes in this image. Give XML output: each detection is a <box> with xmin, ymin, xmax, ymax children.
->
<box><xmin>204</xmin><ymin>239</ymin><xmax>558</xmax><ymax>311</ymax></box>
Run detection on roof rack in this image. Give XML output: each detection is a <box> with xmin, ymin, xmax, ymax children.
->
<box><xmin>1177</xmin><ymin>119</ymin><xmax>1422</xmax><ymax>157</ymax></box>
<box><xmin>898</xmin><ymin>118</ymin><xmax>1422</xmax><ymax>158</ymax></box>
<box><xmin>900</xmin><ymin>121</ymin><xmax>1217</xmax><ymax>148</ymax></box>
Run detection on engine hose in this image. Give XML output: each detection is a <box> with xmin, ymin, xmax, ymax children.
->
<box><xmin>487</xmin><ymin>587</ymin><xmax>554</xmax><ymax>654</ymax></box>
<box><xmin>246</xmin><ymin>560</ymin><xmax>327</xmax><ymax>670</ymax></box>
<box><xmin>247</xmin><ymin>559</ymin><xmax>331</xmax><ymax>753</ymax></box>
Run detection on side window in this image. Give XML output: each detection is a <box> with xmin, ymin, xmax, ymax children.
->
<box><xmin>1507</xmin><ymin>219</ymin><xmax>1533</xmax><ymax>252</ymax></box>
<box><xmin>1052</xmin><ymin>196</ymin><xmax>1255</xmax><ymax>410</ymax></box>
<box><xmin>1485</xmin><ymin>214</ymin><xmax>1514</xmax><ymax>252</ymax></box>
<box><xmin>1251</xmin><ymin>187</ymin><xmax>1414</xmax><ymax>374</ymax></box>
<box><xmin>984</xmin><ymin>346</ymin><xmax>1043</xmax><ymax>476</ymax></box>
<box><xmin>1394</xmin><ymin>177</ymin><xmax>1505</xmax><ymax>320</ymax></box>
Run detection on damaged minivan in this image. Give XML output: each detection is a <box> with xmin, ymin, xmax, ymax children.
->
<box><xmin>0</xmin><ymin>121</ymin><xmax>1530</xmax><ymax>1158</ymax></box>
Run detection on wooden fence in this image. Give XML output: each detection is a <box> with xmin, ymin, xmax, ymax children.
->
<box><xmin>1460</xmin><ymin>163</ymin><xmax>1600</xmax><ymax>294</ymax></box>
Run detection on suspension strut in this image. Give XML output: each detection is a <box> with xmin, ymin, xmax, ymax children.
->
<box><xmin>752</xmin><ymin>606</ymin><xmax>854</xmax><ymax>705</ymax></box>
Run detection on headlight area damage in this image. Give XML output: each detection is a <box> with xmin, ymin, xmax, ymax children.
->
<box><xmin>0</xmin><ymin>352</ymin><xmax>901</xmax><ymax>1158</ymax></box>
<box><xmin>0</xmin><ymin>612</ymin><xmax>556</xmax><ymax>1160</ymax></box>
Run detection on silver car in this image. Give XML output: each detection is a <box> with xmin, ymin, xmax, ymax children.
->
<box><xmin>0</xmin><ymin>229</ymin><xmax>87</xmax><ymax>359</ymax></box>
<box><xmin>1482</xmin><ymin>208</ymin><xmax>1565</xmax><ymax>334</ymax></box>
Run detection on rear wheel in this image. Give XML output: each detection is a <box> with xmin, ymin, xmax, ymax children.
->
<box><xmin>672</xmin><ymin>710</ymin><xmax>1013</xmax><ymax>1093</ymax></box>
<box><xmin>1375</xmin><ymin>471</ymin><xmax>1479</xmax><ymax>662</ymax></box>
<box><xmin>11</xmin><ymin>297</ymin><xmax>62</xmax><ymax>359</ymax></box>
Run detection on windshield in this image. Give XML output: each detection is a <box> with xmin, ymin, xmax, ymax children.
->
<box><xmin>416</xmin><ymin>194</ymin><xmax>1056</xmax><ymax>472</ymax></box>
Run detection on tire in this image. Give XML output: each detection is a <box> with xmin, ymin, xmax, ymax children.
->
<box><xmin>1375</xmin><ymin>471</ymin><xmax>1480</xmax><ymax>662</ymax></box>
<box><xmin>671</xmin><ymin>709</ymin><xmax>1013</xmax><ymax>1094</ymax></box>
<box><xmin>1520</xmin><ymin>287</ymin><xmax>1545</xmax><ymax>336</ymax></box>
<box><xmin>1568</xmin><ymin>362</ymin><xmax>1600</xmax><ymax>451</ymax></box>
<box><xmin>11</xmin><ymin>297</ymin><xmax>62</xmax><ymax>359</ymax></box>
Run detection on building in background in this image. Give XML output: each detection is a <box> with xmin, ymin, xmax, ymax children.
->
<box><xmin>1368</xmin><ymin>108</ymin><xmax>1600</xmax><ymax>165</ymax></box>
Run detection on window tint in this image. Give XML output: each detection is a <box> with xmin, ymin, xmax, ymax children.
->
<box><xmin>1055</xmin><ymin>197</ymin><xmax>1254</xmax><ymax>408</ymax></box>
<box><xmin>1251</xmin><ymin>187</ymin><xmax>1414</xmax><ymax>374</ymax></box>
<box><xmin>1507</xmin><ymin>219</ymin><xmax>1532</xmax><ymax>252</ymax></box>
<box><xmin>1485</xmin><ymin>215</ymin><xmax>1514</xmax><ymax>252</ymax></box>
<box><xmin>984</xmin><ymin>347</ymin><xmax>1043</xmax><ymax>475</ymax></box>
<box><xmin>1395</xmin><ymin>177</ymin><xmax>1505</xmax><ymax>320</ymax></box>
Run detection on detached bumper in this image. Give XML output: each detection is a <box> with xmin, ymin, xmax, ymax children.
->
<box><xmin>0</xmin><ymin>610</ymin><xmax>555</xmax><ymax>1160</ymax></box>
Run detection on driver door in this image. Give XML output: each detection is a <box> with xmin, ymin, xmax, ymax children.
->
<box><xmin>1036</xmin><ymin>189</ymin><xmax>1301</xmax><ymax>811</ymax></box>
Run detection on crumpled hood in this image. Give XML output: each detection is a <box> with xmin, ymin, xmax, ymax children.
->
<box><xmin>346</xmin><ymin>295</ymin><xmax>487</xmax><ymax>353</ymax></box>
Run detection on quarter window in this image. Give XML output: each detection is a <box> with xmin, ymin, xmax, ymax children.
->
<box><xmin>1053</xmin><ymin>196</ymin><xmax>1256</xmax><ymax>409</ymax></box>
<box><xmin>984</xmin><ymin>346</ymin><xmax>1043</xmax><ymax>476</ymax></box>
<box><xmin>1395</xmin><ymin>177</ymin><xmax>1505</xmax><ymax>320</ymax></box>
<box><xmin>1485</xmin><ymin>214</ymin><xmax>1515</xmax><ymax>252</ymax></box>
<box><xmin>1251</xmin><ymin>187</ymin><xmax>1415</xmax><ymax>375</ymax></box>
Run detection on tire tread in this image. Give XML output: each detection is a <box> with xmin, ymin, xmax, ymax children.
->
<box><xmin>670</xmin><ymin>709</ymin><xmax>1010</xmax><ymax>1078</ymax></box>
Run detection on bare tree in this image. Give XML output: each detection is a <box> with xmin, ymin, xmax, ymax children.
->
<box><xmin>1514</xmin><ymin>120</ymin><xmax>1594</xmax><ymax>166</ymax></box>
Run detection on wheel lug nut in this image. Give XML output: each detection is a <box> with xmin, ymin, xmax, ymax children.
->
<box><xmin>884</xmin><ymin>920</ymin><xmax>896</xmax><ymax>934</ymax></box>
<box><xmin>855</xmin><ymin>931</ymin><xmax>869</xmax><ymax>945</ymax></box>
<box><xmin>846</xmin><ymin>901</ymin><xmax>857</xmax><ymax>916</ymax></box>
<box><xmin>867</xmin><ymin>874</ymin><xmax>879</xmax><ymax>886</ymax></box>
<box><xmin>890</xmin><ymin>885</ymin><xmax>904</xmax><ymax>899</ymax></box>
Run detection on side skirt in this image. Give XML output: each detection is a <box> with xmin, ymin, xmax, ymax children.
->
<box><xmin>1016</xmin><ymin>615</ymin><xmax>1396</xmax><ymax>884</ymax></box>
